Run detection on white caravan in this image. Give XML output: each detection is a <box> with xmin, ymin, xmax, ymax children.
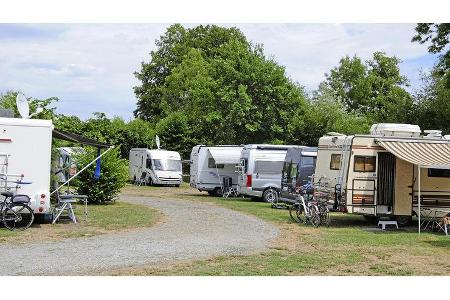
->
<box><xmin>190</xmin><ymin>145</ymin><xmax>243</xmax><ymax>196</ymax></box>
<box><xmin>0</xmin><ymin>117</ymin><xmax>53</xmax><ymax>221</ymax></box>
<box><xmin>237</xmin><ymin>144</ymin><xmax>299</xmax><ymax>202</ymax></box>
<box><xmin>313</xmin><ymin>123</ymin><xmax>450</xmax><ymax>225</ymax></box>
<box><xmin>129</xmin><ymin>148</ymin><xmax>182</xmax><ymax>186</ymax></box>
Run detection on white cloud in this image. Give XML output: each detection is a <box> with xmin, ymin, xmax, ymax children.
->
<box><xmin>0</xmin><ymin>24</ymin><xmax>435</xmax><ymax>119</ymax></box>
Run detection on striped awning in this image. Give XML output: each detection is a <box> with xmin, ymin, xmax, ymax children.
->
<box><xmin>377</xmin><ymin>140</ymin><xmax>450</xmax><ymax>169</ymax></box>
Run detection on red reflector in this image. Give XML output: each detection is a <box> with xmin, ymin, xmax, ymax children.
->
<box><xmin>40</xmin><ymin>194</ymin><xmax>46</xmax><ymax>199</ymax></box>
<box><xmin>38</xmin><ymin>207</ymin><xmax>44</xmax><ymax>212</ymax></box>
<box><xmin>246</xmin><ymin>175</ymin><xmax>252</xmax><ymax>187</ymax></box>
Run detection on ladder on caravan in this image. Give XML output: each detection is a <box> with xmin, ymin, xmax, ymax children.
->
<box><xmin>334</xmin><ymin>137</ymin><xmax>351</xmax><ymax>209</ymax></box>
<box><xmin>0</xmin><ymin>153</ymin><xmax>25</xmax><ymax>192</ymax></box>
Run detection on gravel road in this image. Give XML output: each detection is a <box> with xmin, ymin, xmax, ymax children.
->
<box><xmin>0</xmin><ymin>195</ymin><xmax>278</xmax><ymax>275</ymax></box>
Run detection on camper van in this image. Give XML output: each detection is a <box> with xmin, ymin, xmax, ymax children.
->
<box><xmin>0</xmin><ymin>117</ymin><xmax>53</xmax><ymax>222</ymax></box>
<box><xmin>313</xmin><ymin>123</ymin><xmax>450</xmax><ymax>225</ymax></box>
<box><xmin>237</xmin><ymin>144</ymin><xmax>298</xmax><ymax>202</ymax></box>
<box><xmin>129</xmin><ymin>148</ymin><xmax>182</xmax><ymax>186</ymax></box>
<box><xmin>279</xmin><ymin>147</ymin><xmax>318</xmax><ymax>204</ymax></box>
<box><xmin>190</xmin><ymin>145</ymin><xmax>243</xmax><ymax>196</ymax></box>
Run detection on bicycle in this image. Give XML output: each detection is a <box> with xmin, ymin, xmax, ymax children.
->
<box><xmin>289</xmin><ymin>184</ymin><xmax>320</xmax><ymax>227</ymax></box>
<box><xmin>1</xmin><ymin>192</ymin><xmax>35</xmax><ymax>230</ymax></box>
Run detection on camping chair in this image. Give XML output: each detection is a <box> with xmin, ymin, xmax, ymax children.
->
<box><xmin>222</xmin><ymin>176</ymin><xmax>238</xmax><ymax>198</ymax></box>
<box><xmin>52</xmin><ymin>191</ymin><xmax>88</xmax><ymax>224</ymax></box>
<box><xmin>137</xmin><ymin>172</ymin><xmax>147</xmax><ymax>186</ymax></box>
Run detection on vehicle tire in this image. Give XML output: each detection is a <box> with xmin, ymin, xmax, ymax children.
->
<box><xmin>175</xmin><ymin>184</ymin><xmax>180</xmax><ymax>188</ymax></box>
<box><xmin>295</xmin><ymin>204</ymin><xmax>307</xmax><ymax>224</ymax></box>
<box><xmin>395</xmin><ymin>215</ymin><xmax>412</xmax><ymax>226</ymax></box>
<box><xmin>207</xmin><ymin>190</ymin><xmax>216</xmax><ymax>196</ymax></box>
<box><xmin>309</xmin><ymin>205</ymin><xmax>321</xmax><ymax>227</ymax></box>
<box><xmin>263</xmin><ymin>188</ymin><xmax>278</xmax><ymax>203</ymax></box>
<box><xmin>3</xmin><ymin>204</ymin><xmax>34</xmax><ymax>231</ymax></box>
<box><xmin>214</xmin><ymin>187</ymin><xmax>223</xmax><ymax>197</ymax></box>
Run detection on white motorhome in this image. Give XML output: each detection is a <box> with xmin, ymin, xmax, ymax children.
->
<box><xmin>313</xmin><ymin>123</ymin><xmax>450</xmax><ymax>225</ymax></box>
<box><xmin>0</xmin><ymin>117</ymin><xmax>53</xmax><ymax>221</ymax></box>
<box><xmin>190</xmin><ymin>145</ymin><xmax>243</xmax><ymax>196</ymax></box>
<box><xmin>237</xmin><ymin>144</ymin><xmax>299</xmax><ymax>202</ymax></box>
<box><xmin>129</xmin><ymin>148</ymin><xmax>182</xmax><ymax>186</ymax></box>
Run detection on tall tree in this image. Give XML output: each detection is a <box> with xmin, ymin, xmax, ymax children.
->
<box><xmin>322</xmin><ymin>52</ymin><xmax>413</xmax><ymax>123</ymax></box>
<box><xmin>134</xmin><ymin>24</ymin><xmax>307</xmax><ymax>148</ymax></box>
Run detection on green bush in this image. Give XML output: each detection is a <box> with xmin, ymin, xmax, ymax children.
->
<box><xmin>74</xmin><ymin>147</ymin><xmax>128</xmax><ymax>204</ymax></box>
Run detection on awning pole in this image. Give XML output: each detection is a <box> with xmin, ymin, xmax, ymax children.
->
<box><xmin>418</xmin><ymin>165</ymin><xmax>421</xmax><ymax>235</ymax></box>
<box><xmin>50</xmin><ymin>146</ymin><xmax>114</xmax><ymax>195</ymax></box>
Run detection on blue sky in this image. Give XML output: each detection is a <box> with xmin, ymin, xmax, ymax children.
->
<box><xmin>0</xmin><ymin>23</ymin><xmax>438</xmax><ymax>120</ymax></box>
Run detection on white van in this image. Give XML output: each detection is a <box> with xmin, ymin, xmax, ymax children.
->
<box><xmin>190</xmin><ymin>145</ymin><xmax>243</xmax><ymax>196</ymax></box>
<box><xmin>0</xmin><ymin>117</ymin><xmax>53</xmax><ymax>222</ymax></box>
<box><xmin>129</xmin><ymin>148</ymin><xmax>182</xmax><ymax>186</ymax></box>
<box><xmin>237</xmin><ymin>144</ymin><xmax>298</xmax><ymax>202</ymax></box>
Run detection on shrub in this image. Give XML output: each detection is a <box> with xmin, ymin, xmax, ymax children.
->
<box><xmin>74</xmin><ymin>147</ymin><xmax>128</xmax><ymax>204</ymax></box>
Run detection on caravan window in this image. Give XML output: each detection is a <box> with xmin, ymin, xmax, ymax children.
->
<box><xmin>428</xmin><ymin>168</ymin><xmax>450</xmax><ymax>178</ymax></box>
<box><xmin>354</xmin><ymin>156</ymin><xmax>376</xmax><ymax>172</ymax></box>
<box><xmin>254</xmin><ymin>160</ymin><xmax>284</xmax><ymax>174</ymax></box>
<box><xmin>301</xmin><ymin>156</ymin><xmax>316</xmax><ymax>166</ymax></box>
<box><xmin>330</xmin><ymin>154</ymin><xmax>341</xmax><ymax>170</ymax></box>
<box><xmin>208</xmin><ymin>158</ymin><xmax>224</xmax><ymax>169</ymax></box>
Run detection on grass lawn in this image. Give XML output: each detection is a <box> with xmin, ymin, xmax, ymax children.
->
<box><xmin>118</xmin><ymin>184</ymin><xmax>450</xmax><ymax>275</ymax></box>
<box><xmin>0</xmin><ymin>200</ymin><xmax>161</xmax><ymax>244</ymax></box>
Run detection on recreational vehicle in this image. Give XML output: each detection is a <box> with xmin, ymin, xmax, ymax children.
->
<box><xmin>190</xmin><ymin>145</ymin><xmax>243</xmax><ymax>196</ymax></box>
<box><xmin>0</xmin><ymin>117</ymin><xmax>53</xmax><ymax>222</ymax></box>
<box><xmin>313</xmin><ymin>123</ymin><xmax>450</xmax><ymax>225</ymax></box>
<box><xmin>237</xmin><ymin>144</ymin><xmax>298</xmax><ymax>202</ymax></box>
<box><xmin>129</xmin><ymin>148</ymin><xmax>182</xmax><ymax>186</ymax></box>
<box><xmin>279</xmin><ymin>147</ymin><xmax>318</xmax><ymax>204</ymax></box>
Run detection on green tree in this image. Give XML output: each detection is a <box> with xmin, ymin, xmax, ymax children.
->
<box><xmin>134</xmin><ymin>24</ymin><xmax>308</xmax><ymax>151</ymax></box>
<box><xmin>0</xmin><ymin>91</ymin><xmax>58</xmax><ymax>120</ymax></box>
<box><xmin>323</xmin><ymin>52</ymin><xmax>413</xmax><ymax>123</ymax></box>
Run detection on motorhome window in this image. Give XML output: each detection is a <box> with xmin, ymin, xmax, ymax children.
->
<box><xmin>146</xmin><ymin>158</ymin><xmax>152</xmax><ymax>169</ymax></box>
<box><xmin>208</xmin><ymin>158</ymin><xmax>224</xmax><ymax>169</ymax></box>
<box><xmin>152</xmin><ymin>159</ymin><xmax>182</xmax><ymax>171</ymax></box>
<box><xmin>330</xmin><ymin>154</ymin><xmax>341</xmax><ymax>170</ymax></box>
<box><xmin>354</xmin><ymin>156</ymin><xmax>376</xmax><ymax>172</ymax></box>
<box><xmin>428</xmin><ymin>168</ymin><xmax>450</xmax><ymax>178</ymax></box>
<box><xmin>240</xmin><ymin>159</ymin><xmax>248</xmax><ymax>173</ymax></box>
<box><xmin>254</xmin><ymin>160</ymin><xmax>284</xmax><ymax>174</ymax></box>
<box><xmin>301</xmin><ymin>156</ymin><xmax>315</xmax><ymax>166</ymax></box>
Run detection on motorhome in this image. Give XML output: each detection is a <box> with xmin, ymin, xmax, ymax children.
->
<box><xmin>129</xmin><ymin>148</ymin><xmax>182</xmax><ymax>186</ymax></box>
<box><xmin>190</xmin><ymin>145</ymin><xmax>243</xmax><ymax>196</ymax></box>
<box><xmin>279</xmin><ymin>147</ymin><xmax>318</xmax><ymax>204</ymax></box>
<box><xmin>237</xmin><ymin>144</ymin><xmax>298</xmax><ymax>202</ymax></box>
<box><xmin>313</xmin><ymin>123</ymin><xmax>450</xmax><ymax>225</ymax></box>
<box><xmin>0</xmin><ymin>117</ymin><xmax>53</xmax><ymax>222</ymax></box>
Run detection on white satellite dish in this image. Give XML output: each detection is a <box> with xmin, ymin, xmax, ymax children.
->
<box><xmin>16</xmin><ymin>93</ymin><xmax>30</xmax><ymax>118</ymax></box>
<box><xmin>155</xmin><ymin>135</ymin><xmax>160</xmax><ymax>150</ymax></box>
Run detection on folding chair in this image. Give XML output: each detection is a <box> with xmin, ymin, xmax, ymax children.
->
<box><xmin>137</xmin><ymin>172</ymin><xmax>147</xmax><ymax>186</ymax></box>
<box><xmin>52</xmin><ymin>192</ymin><xmax>78</xmax><ymax>224</ymax></box>
<box><xmin>222</xmin><ymin>176</ymin><xmax>238</xmax><ymax>198</ymax></box>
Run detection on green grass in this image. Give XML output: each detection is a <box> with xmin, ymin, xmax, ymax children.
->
<box><xmin>119</xmin><ymin>185</ymin><xmax>450</xmax><ymax>276</ymax></box>
<box><xmin>0</xmin><ymin>201</ymin><xmax>161</xmax><ymax>243</ymax></box>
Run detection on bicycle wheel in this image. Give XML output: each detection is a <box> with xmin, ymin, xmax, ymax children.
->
<box><xmin>289</xmin><ymin>203</ymin><xmax>304</xmax><ymax>223</ymax></box>
<box><xmin>320</xmin><ymin>206</ymin><xmax>331</xmax><ymax>227</ymax></box>
<box><xmin>3</xmin><ymin>204</ymin><xmax>34</xmax><ymax>231</ymax></box>
<box><xmin>308</xmin><ymin>204</ymin><xmax>321</xmax><ymax>227</ymax></box>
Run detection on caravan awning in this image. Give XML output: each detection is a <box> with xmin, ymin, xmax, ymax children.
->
<box><xmin>208</xmin><ymin>147</ymin><xmax>242</xmax><ymax>165</ymax></box>
<box><xmin>53</xmin><ymin>128</ymin><xmax>111</xmax><ymax>148</ymax></box>
<box><xmin>377</xmin><ymin>140</ymin><xmax>450</xmax><ymax>169</ymax></box>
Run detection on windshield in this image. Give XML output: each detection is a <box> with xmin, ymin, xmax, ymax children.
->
<box><xmin>152</xmin><ymin>159</ymin><xmax>182</xmax><ymax>171</ymax></box>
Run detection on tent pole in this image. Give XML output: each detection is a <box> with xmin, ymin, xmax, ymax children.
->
<box><xmin>50</xmin><ymin>146</ymin><xmax>114</xmax><ymax>195</ymax></box>
<box><xmin>418</xmin><ymin>165</ymin><xmax>421</xmax><ymax>235</ymax></box>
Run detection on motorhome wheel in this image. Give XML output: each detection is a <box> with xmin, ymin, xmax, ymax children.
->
<box><xmin>214</xmin><ymin>187</ymin><xmax>223</xmax><ymax>197</ymax></box>
<box><xmin>263</xmin><ymin>188</ymin><xmax>278</xmax><ymax>203</ymax></box>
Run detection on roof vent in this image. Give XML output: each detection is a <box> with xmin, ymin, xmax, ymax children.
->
<box><xmin>423</xmin><ymin>130</ymin><xmax>442</xmax><ymax>138</ymax></box>
<box><xmin>370</xmin><ymin>123</ymin><xmax>421</xmax><ymax>137</ymax></box>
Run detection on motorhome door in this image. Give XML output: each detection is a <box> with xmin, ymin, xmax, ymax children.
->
<box><xmin>377</xmin><ymin>152</ymin><xmax>395</xmax><ymax>213</ymax></box>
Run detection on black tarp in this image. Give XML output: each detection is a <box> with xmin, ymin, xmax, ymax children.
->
<box><xmin>52</xmin><ymin>128</ymin><xmax>111</xmax><ymax>148</ymax></box>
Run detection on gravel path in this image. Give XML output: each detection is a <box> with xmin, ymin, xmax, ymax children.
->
<box><xmin>0</xmin><ymin>195</ymin><xmax>278</xmax><ymax>275</ymax></box>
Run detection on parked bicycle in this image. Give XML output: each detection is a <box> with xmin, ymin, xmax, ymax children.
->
<box><xmin>289</xmin><ymin>183</ymin><xmax>320</xmax><ymax>227</ymax></box>
<box><xmin>0</xmin><ymin>192</ymin><xmax>34</xmax><ymax>230</ymax></box>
